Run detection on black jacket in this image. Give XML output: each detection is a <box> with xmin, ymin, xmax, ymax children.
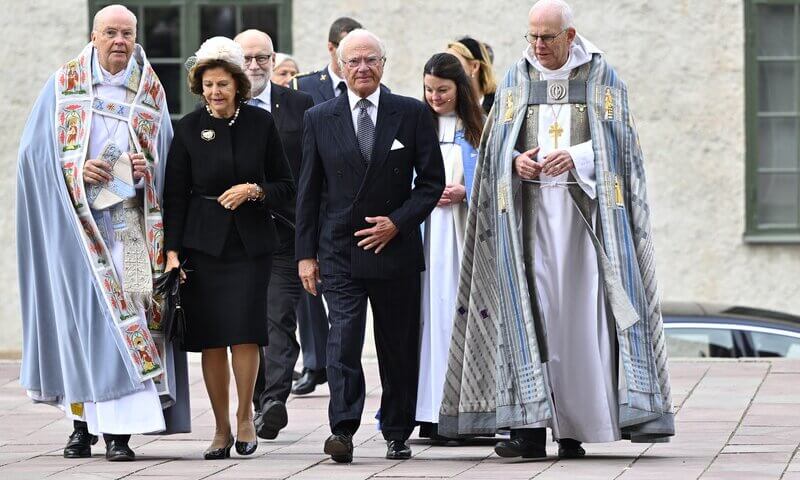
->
<box><xmin>268</xmin><ymin>82</ymin><xmax>314</xmax><ymax>241</ymax></box>
<box><xmin>295</xmin><ymin>88</ymin><xmax>445</xmax><ymax>279</ymax></box>
<box><xmin>163</xmin><ymin>105</ymin><xmax>295</xmax><ymax>258</ymax></box>
<box><xmin>293</xmin><ymin>66</ymin><xmax>335</xmax><ymax>105</ymax></box>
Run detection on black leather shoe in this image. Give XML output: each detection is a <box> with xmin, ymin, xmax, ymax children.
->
<box><xmin>558</xmin><ymin>438</ymin><xmax>586</xmax><ymax>458</ymax></box>
<box><xmin>324</xmin><ymin>433</ymin><xmax>353</xmax><ymax>463</ymax></box>
<box><xmin>418</xmin><ymin>422</ymin><xmax>433</xmax><ymax>439</ymax></box>
<box><xmin>494</xmin><ymin>438</ymin><xmax>546</xmax><ymax>459</ymax></box>
<box><xmin>291</xmin><ymin>368</ymin><xmax>327</xmax><ymax>395</ymax></box>
<box><xmin>63</xmin><ymin>428</ymin><xmax>98</xmax><ymax>458</ymax></box>
<box><xmin>204</xmin><ymin>436</ymin><xmax>234</xmax><ymax>460</ymax></box>
<box><xmin>418</xmin><ymin>423</ymin><xmax>460</xmax><ymax>444</ymax></box>
<box><xmin>385</xmin><ymin>440</ymin><xmax>411</xmax><ymax>460</ymax></box>
<box><xmin>255</xmin><ymin>399</ymin><xmax>288</xmax><ymax>440</ymax></box>
<box><xmin>292</xmin><ymin>370</ymin><xmax>302</xmax><ymax>381</ymax></box>
<box><xmin>105</xmin><ymin>440</ymin><xmax>135</xmax><ymax>462</ymax></box>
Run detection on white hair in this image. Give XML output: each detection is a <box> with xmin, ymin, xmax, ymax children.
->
<box><xmin>273</xmin><ymin>53</ymin><xmax>296</xmax><ymax>68</ymax></box>
<box><xmin>336</xmin><ymin>29</ymin><xmax>387</xmax><ymax>69</ymax></box>
<box><xmin>92</xmin><ymin>4</ymin><xmax>137</xmax><ymax>31</ymax></box>
<box><xmin>530</xmin><ymin>0</ymin><xmax>574</xmax><ymax>29</ymax></box>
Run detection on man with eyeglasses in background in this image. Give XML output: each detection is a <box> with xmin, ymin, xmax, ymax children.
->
<box><xmin>439</xmin><ymin>0</ymin><xmax>674</xmax><ymax>460</ymax></box>
<box><xmin>290</xmin><ymin>16</ymin><xmax>363</xmax><ymax>397</ymax></box>
<box><xmin>295</xmin><ymin>29</ymin><xmax>444</xmax><ymax>463</ymax></box>
<box><xmin>234</xmin><ymin>29</ymin><xmax>314</xmax><ymax>441</ymax></box>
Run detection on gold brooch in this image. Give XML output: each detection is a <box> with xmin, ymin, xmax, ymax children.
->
<box><xmin>201</xmin><ymin>129</ymin><xmax>215</xmax><ymax>141</ymax></box>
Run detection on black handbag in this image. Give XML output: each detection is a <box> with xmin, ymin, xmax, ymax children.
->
<box><xmin>270</xmin><ymin>209</ymin><xmax>295</xmax><ymax>246</ymax></box>
<box><xmin>153</xmin><ymin>264</ymin><xmax>187</xmax><ymax>344</ymax></box>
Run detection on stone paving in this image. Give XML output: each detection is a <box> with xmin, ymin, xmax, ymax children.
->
<box><xmin>0</xmin><ymin>358</ymin><xmax>798</xmax><ymax>479</ymax></box>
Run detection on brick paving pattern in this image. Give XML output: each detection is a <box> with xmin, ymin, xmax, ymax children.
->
<box><xmin>0</xmin><ymin>359</ymin><xmax>798</xmax><ymax>479</ymax></box>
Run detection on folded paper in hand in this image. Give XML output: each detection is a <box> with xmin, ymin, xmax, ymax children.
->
<box><xmin>86</xmin><ymin>141</ymin><xmax>136</xmax><ymax>210</ymax></box>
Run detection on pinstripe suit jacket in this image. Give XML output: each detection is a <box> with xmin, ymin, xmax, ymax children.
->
<box><xmin>295</xmin><ymin>87</ymin><xmax>445</xmax><ymax>279</ymax></box>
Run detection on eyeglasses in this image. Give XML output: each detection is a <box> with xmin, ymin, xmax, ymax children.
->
<box><xmin>101</xmin><ymin>28</ymin><xmax>135</xmax><ymax>41</ymax></box>
<box><xmin>244</xmin><ymin>54</ymin><xmax>273</xmax><ymax>66</ymax></box>
<box><xmin>343</xmin><ymin>56</ymin><xmax>385</xmax><ymax>69</ymax></box>
<box><xmin>524</xmin><ymin>29</ymin><xmax>567</xmax><ymax>45</ymax></box>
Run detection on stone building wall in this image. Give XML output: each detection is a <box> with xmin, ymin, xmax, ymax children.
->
<box><xmin>0</xmin><ymin>0</ymin><xmax>797</xmax><ymax>352</ymax></box>
<box><xmin>0</xmin><ymin>0</ymin><xmax>88</xmax><ymax>353</ymax></box>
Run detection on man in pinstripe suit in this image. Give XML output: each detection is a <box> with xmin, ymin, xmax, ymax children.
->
<box><xmin>295</xmin><ymin>29</ymin><xmax>444</xmax><ymax>463</ymax></box>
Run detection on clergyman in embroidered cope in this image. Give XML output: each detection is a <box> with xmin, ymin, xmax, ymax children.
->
<box><xmin>17</xmin><ymin>41</ymin><xmax>190</xmax><ymax>436</ymax></box>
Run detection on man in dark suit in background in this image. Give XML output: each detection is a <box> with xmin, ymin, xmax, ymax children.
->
<box><xmin>293</xmin><ymin>16</ymin><xmax>362</xmax><ymax>105</ymax></box>
<box><xmin>234</xmin><ymin>29</ymin><xmax>314</xmax><ymax>441</ymax></box>
<box><xmin>289</xmin><ymin>16</ymin><xmax>362</xmax><ymax>396</ymax></box>
<box><xmin>296</xmin><ymin>29</ymin><xmax>444</xmax><ymax>463</ymax></box>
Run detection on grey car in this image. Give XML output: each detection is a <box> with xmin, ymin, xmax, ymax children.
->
<box><xmin>663</xmin><ymin>302</ymin><xmax>800</xmax><ymax>358</ymax></box>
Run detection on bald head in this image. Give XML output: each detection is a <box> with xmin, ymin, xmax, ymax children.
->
<box><xmin>527</xmin><ymin>0</ymin><xmax>576</xmax><ymax>70</ymax></box>
<box><xmin>235</xmin><ymin>29</ymin><xmax>275</xmax><ymax>97</ymax></box>
<box><xmin>234</xmin><ymin>29</ymin><xmax>273</xmax><ymax>49</ymax></box>
<box><xmin>91</xmin><ymin>4</ymin><xmax>137</xmax><ymax>74</ymax></box>
<box><xmin>92</xmin><ymin>4</ymin><xmax>137</xmax><ymax>32</ymax></box>
<box><xmin>529</xmin><ymin>0</ymin><xmax>574</xmax><ymax>30</ymax></box>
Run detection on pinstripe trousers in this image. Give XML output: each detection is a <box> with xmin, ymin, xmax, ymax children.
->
<box><xmin>321</xmin><ymin>273</ymin><xmax>421</xmax><ymax>441</ymax></box>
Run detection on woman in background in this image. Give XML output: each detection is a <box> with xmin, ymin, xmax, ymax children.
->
<box><xmin>447</xmin><ymin>36</ymin><xmax>497</xmax><ymax>114</ymax></box>
<box><xmin>416</xmin><ymin>52</ymin><xmax>484</xmax><ymax>442</ymax></box>
<box><xmin>270</xmin><ymin>53</ymin><xmax>299</xmax><ymax>87</ymax></box>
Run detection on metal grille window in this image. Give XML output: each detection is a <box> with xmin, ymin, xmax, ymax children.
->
<box><xmin>89</xmin><ymin>1</ymin><xmax>292</xmax><ymax>119</ymax></box>
<box><xmin>746</xmin><ymin>1</ymin><xmax>800</xmax><ymax>241</ymax></box>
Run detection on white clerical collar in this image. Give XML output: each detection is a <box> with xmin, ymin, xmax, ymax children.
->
<box><xmin>348</xmin><ymin>86</ymin><xmax>381</xmax><ymax>111</ymax></box>
<box><xmin>524</xmin><ymin>33</ymin><xmax>602</xmax><ymax>75</ymax></box>
<box><xmin>328</xmin><ymin>65</ymin><xmax>345</xmax><ymax>94</ymax></box>
<box><xmin>438</xmin><ymin>113</ymin><xmax>458</xmax><ymax>143</ymax></box>
<box><xmin>91</xmin><ymin>47</ymin><xmax>137</xmax><ymax>87</ymax></box>
<box><xmin>254</xmin><ymin>83</ymin><xmax>272</xmax><ymax>108</ymax></box>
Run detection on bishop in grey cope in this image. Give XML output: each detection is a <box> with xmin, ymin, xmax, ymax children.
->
<box><xmin>438</xmin><ymin>0</ymin><xmax>674</xmax><ymax>459</ymax></box>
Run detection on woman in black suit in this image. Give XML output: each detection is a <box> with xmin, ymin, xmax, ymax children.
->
<box><xmin>163</xmin><ymin>37</ymin><xmax>294</xmax><ymax>459</ymax></box>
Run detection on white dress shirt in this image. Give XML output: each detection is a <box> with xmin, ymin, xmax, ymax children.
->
<box><xmin>328</xmin><ymin>65</ymin><xmax>345</xmax><ymax>97</ymax></box>
<box><xmin>347</xmin><ymin>87</ymin><xmax>380</xmax><ymax>135</ymax></box>
<box><xmin>251</xmin><ymin>83</ymin><xmax>272</xmax><ymax>112</ymax></box>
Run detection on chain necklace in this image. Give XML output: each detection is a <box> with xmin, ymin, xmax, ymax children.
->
<box><xmin>206</xmin><ymin>104</ymin><xmax>241</xmax><ymax>127</ymax></box>
<box><xmin>547</xmin><ymin>104</ymin><xmax>565</xmax><ymax>149</ymax></box>
<box><xmin>98</xmin><ymin>115</ymin><xmax>123</xmax><ymax>144</ymax></box>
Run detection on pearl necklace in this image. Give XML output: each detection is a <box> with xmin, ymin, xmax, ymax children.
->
<box><xmin>206</xmin><ymin>104</ymin><xmax>241</xmax><ymax>127</ymax></box>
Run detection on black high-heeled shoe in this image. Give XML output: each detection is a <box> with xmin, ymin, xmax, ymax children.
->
<box><xmin>204</xmin><ymin>435</ymin><xmax>234</xmax><ymax>460</ymax></box>
<box><xmin>235</xmin><ymin>419</ymin><xmax>258</xmax><ymax>456</ymax></box>
<box><xmin>235</xmin><ymin>437</ymin><xmax>258</xmax><ymax>456</ymax></box>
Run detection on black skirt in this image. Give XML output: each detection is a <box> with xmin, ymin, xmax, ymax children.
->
<box><xmin>180</xmin><ymin>227</ymin><xmax>271</xmax><ymax>352</ymax></box>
